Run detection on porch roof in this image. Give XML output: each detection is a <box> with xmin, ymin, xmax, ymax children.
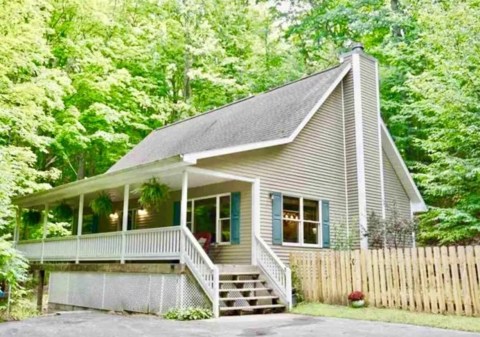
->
<box><xmin>13</xmin><ymin>156</ymin><xmax>190</xmax><ymax>208</ymax></box>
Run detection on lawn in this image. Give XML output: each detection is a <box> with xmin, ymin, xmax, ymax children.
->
<box><xmin>293</xmin><ymin>303</ymin><xmax>480</xmax><ymax>333</ymax></box>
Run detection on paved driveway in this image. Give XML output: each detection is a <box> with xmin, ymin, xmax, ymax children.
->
<box><xmin>0</xmin><ymin>311</ymin><xmax>478</xmax><ymax>337</ymax></box>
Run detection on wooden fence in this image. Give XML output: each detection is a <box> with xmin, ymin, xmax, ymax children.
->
<box><xmin>290</xmin><ymin>246</ymin><xmax>480</xmax><ymax>316</ymax></box>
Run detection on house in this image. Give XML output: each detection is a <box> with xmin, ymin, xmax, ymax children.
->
<box><xmin>14</xmin><ymin>45</ymin><xmax>426</xmax><ymax>317</ymax></box>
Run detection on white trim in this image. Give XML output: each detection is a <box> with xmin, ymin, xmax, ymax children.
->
<box><xmin>182</xmin><ymin>64</ymin><xmax>352</xmax><ymax>162</ymax></box>
<box><xmin>186</xmin><ymin>166</ymin><xmax>255</xmax><ymax>183</ymax></box>
<box><xmin>352</xmin><ymin>53</ymin><xmax>368</xmax><ymax>250</ymax></box>
<box><xmin>251</xmin><ymin>178</ymin><xmax>260</xmax><ymax>265</ymax></box>
<box><xmin>380</xmin><ymin>121</ymin><xmax>427</xmax><ymax>212</ymax></box>
<box><xmin>341</xmin><ymin>77</ymin><xmax>350</xmax><ymax>240</ymax></box>
<box><xmin>375</xmin><ymin>62</ymin><xmax>386</xmax><ymax>221</ymax></box>
<box><xmin>121</xmin><ymin>184</ymin><xmax>130</xmax><ymax>264</ymax></box>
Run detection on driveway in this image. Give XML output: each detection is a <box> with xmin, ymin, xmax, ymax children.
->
<box><xmin>0</xmin><ymin>311</ymin><xmax>478</xmax><ymax>337</ymax></box>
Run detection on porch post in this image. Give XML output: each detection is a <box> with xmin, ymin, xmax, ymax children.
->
<box><xmin>121</xmin><ymin>184</ymin><xmax>130</xmax><ymax>264</ymax></box>
<box><xmin>76</xmin><ymin>194</ymin><xmax>84</xmax><ymax>264</ymax></box>
<box><xmin>251</xmin><ymin>178</ymin><xmax>261</xmax><ymax>265</ymax></box>
<box><xmin>179</xmin><ymin>170</ymin><xmax>188</xmax><ymax>264</ymax></box>
<box><xmin>40</xmin><ymin>204</ymin><xmax>49</xmax><ymax>264</ymax></box>
<box><xmin>13</xmin><ymin>207</ymin><xmax>22</xmax><ymax>247</ymax></box>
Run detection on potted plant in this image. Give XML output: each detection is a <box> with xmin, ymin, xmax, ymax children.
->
<box><xmin>90</xmin><ymin>192</ymin><xmax>113</xmax><ymax>216</ymax></box>
<box><xmin>348</xmin><ymin>291</ymin><xmax>365</xmax><ymax>308</ymax></box>
<box><xmin>138</xmin><ymin>178</ymin><xmax>170</xmax><ymax>211</ymax></box>
<box><xmin>54</xmin><ymin>202</ymin><xmax>73</xmax><ymax>221</ymax></box>
<box><xmin>23</xmin><ymin>210</ymin><xmax>42</xmax><ymax>225</ymax></box>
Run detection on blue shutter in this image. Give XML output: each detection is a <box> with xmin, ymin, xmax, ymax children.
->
<box><xmin>92</xmin><ymin>215</ymin><xmax>99</xmax><ymax>234</ymax></box>
<box><xmin>173</xmin><ymin>201</ymin><xmax>180</xmax><ymax>226</ymax></box>
<box><xmin>230</xmin><ymin>192</ymin><xmax>241</xmax><ymax>245</ymax></box>
<box><xmin>271</xmin><ymin>192</ymin><xmax>283</xmax><ymax>245</ymax></box>
<box><xmin>322</xmin><ymin>200</ymin><xmax>330</xmax><ymax>248</ymax></box>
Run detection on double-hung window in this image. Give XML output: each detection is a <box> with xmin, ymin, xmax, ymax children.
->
<box><xmin>282</xmin><ymin>196</ymin><xmax>320</xmax><ymax>246</ymax></box>
<box><xmin>186</xmin><ymin>194</ymin><xmax>231</xmax><ymax>244</ymax></box>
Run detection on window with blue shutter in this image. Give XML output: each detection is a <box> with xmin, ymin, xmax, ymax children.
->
<box><xmin>322</xmin><ymin>200</ymin><xmax>330</xmax><ymax>248</ymax></box>
<box><xmin>271</xmin><ymin>192</ymin><xmax>283</xmax><ymax>245</ymax></box>
<box><xmin>173</xmin><ymin>201</ymin><xmax>180</xmax><ymax>226</ymax></box>
<box><xmin>230</xmin><ymin>192</ymin><xmax>241</xmax><ymax>245</ymax></box>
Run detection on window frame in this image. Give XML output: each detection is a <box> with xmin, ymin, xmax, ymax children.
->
<box><xmin>281</xmin><ymin>194</ymin><xmax>322</xmax><ymax>247</ymax></box>
<box><xmin>187</xmin><ymin>193</ymin><xmax>232</xmax><ymax>245</ymax></box>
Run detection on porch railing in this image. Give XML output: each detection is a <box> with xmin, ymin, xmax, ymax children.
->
<box><xmin>255</xmin><ymin>235</ymin><xmax>292</xmax><ymax>309</ymax></box>
<box><xmin>181</xmin><ymin>226</ymin><xmax>219</xmax><ymax>316</ymax></box>
<box><xmin>17</xmin><ymin>226</ymin><xmax>182</xmax><ymax>262</ymax></box>
<box><xmin>17</xmin><ymin>225</ymin><xmax>219</xmax><ymax>317</ymax></box>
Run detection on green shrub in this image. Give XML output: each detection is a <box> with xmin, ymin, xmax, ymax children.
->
<box><xmin>164</xmin><ymin>307</ymin><xmax>213</xmax><ymax>320</ymax></box>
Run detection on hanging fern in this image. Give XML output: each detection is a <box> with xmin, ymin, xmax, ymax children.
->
<box><xmin>139</xmin><ymin>178</ymin><xmax>170</xmax><ymax>211</ymax></box>
<box><xmin>90</xmin><ymin>192</ymin><xmax>113</xmax><ymax>216</ymax></box>
<box><xmin>23</xmin><ymin>210</ymin><xmax>42</xmax><ymax>225</ymax></box>
<box><xmin>54</xmin><ymin>202</ymin><xmax>73</xmax><ymax>221</ymax></box>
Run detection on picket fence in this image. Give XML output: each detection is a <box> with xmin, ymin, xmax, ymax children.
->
<box><xmin>290</xmin><ymin>246</ymin><xmax>480</xmax><ymax>316</ymax></box>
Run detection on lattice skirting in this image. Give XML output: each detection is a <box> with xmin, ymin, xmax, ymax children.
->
<box><xmin>48</xmin><ymin>271</ymin><xmax>210</xmax><ymax>314</ymax></box>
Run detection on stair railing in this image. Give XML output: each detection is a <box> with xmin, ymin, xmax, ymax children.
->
<box><xmin>181</xmin><ymin>226</ymin><xmax>219</xmax><ymax>317</ymax></box>
<box><xmin>255</xmin><ymin>235</ymin><xmax>292</xmax><ymax>309</ymax></box>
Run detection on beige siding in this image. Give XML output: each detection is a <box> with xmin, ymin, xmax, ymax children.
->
<box><xmin>198</xmin><ymin>85</ymin><xmax>348</xmax><ymax>263</ymax></box>
<box><xmin>342</xmin><ymin>70</ymin><xmax>360</xmax><ymax>246</ymax></box>
<box><xmin>383</xmin><ymin>150</ymin><xmax>411</xmax><ymax>219</ymax></box>
<box><xmin>91</xmin><ymin>181</ymin><xmax>251</xmax><ymax>265</ymax></box>
<box><xmin>359</xmin><ymin>57</ymin><xmax>383</xmax><ymax>218</ymax></box>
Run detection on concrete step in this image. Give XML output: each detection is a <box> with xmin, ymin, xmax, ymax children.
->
<box><xmin>219</xmin><ymin>304</ymin><xmax>285</xmax><ymax>312</ymax></box>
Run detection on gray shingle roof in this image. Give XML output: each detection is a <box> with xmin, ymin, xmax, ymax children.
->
<box><xmin>109</xmin><ymin>63</ymin><xmax>348</xmax><ymax>172</ymax></box>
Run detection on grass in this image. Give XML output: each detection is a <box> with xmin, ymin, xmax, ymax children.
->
<box><xmin>293</xmin><ymin>302</ymin><xmax>480</xmax><ymax>333</ymax></box>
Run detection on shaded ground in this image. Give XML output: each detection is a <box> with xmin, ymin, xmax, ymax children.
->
<box><xmin>0</xmin><ymin>311</ymin><xmax>478</xmax><ymax>337</ymax></box>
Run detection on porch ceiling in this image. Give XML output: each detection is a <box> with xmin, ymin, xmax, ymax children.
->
<box><xmin>14</xmin><ymin>158</ymin><xmax>243</xmax><ymax>208</ymax></box>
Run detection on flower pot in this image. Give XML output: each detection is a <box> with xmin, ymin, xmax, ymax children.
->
<box><xmin>350</xmin><ymin>300</ymin><xmax>365</xmax><ymax>308</ymax></box>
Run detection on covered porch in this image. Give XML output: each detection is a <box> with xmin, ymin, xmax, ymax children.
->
<box><xmin>14</xmin><ymin>163</ymin><xmax>258</xmax><ymax>265</ymax></box>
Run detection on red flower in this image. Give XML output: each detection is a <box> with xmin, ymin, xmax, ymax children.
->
<box><xmin>348</xmin><ymin>291</ymin><xmax>364</xmax><ymax>301</ymax></box>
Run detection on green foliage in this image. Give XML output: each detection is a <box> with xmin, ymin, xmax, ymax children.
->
<box><xmin>290</xmin><ymin>264</ymin><xmax>305</xmax><ymax>304</ymax></box>
<box><xmin>0</xmin><ymin>237</ymin><xmax>28</xmax><ymax>292</ymax></box>
<box><xmin>22</xmin><ymin>211</ymin><xmax>41</xmax><ymax>226</ymax></box>
<box><xmin>163</xmin><ymin>307</ymin><xmax>213</xmax><ymax>320</ymax></box>
<box><xmin>138</xmin><ymin>179</ymin><xmax>170</xmax><ymax>211</ymax></box>
<box><xmin>53</xmin><ymin>202</ymin><xmax>73</xmax><ymax>221</ymax></box>
<box><xmin>90</xmin><ymin>192</ymin><xmax>113</xmax><ymax>216</ymax></box>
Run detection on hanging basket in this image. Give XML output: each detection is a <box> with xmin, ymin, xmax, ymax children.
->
<box><xmin>138</xmin><ymin>178</ymin><xmax>170</xmax><ymax>211</ymax></box>
<box><xmin>54</xmin><ymin>202</ymin><xmax>73</xmax><ymax>221</ymax></box>
<box><xmin>23</xmin><ymin>210</ymin><xmax>42</xmax><ymax>225</ymax></box>
<box><xmin>90</xmin><ymin>192</ymin><xmax>113</xmax><ymax>216</ymax></box>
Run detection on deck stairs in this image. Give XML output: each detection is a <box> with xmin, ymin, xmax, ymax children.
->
<box><xmin>217</xmin><ymin>265</ymin><xmax>286</xmax><ymax>315</ymax></box>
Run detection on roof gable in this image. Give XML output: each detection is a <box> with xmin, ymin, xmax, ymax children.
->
<box><xmin>109</xmin><ymin>63</ymin><xmax>350</xmax><ymax>172</ymax></box>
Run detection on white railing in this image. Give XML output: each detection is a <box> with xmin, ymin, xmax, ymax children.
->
<box><xmin>255</xmin><ymin>235</ymin><xmax>292</xmax><ymax>309</ymax></box>
<box><xmin>125</xmin><ymin>227</ymin><xmax>180</xmax><ymax>259</ymax></box>
<box><xmin>17</xmin><ymin>227</ymin><xmax>182</xmax><ymax>262</ymax></box>
<box><xmin>78</xmin><ymin>231</ymin><xmax>122</xmax><ymax>260</ymax></box>
<box><xmin>181</xmin><ymin>226</ymin><xmax>219</xmax><ymax>317</ymax></box>
<box><xmin>17</xmin><ymin>226</ymin><xmax>221</xmax><ymax>317</ymax></box>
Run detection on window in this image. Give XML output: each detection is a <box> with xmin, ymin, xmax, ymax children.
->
<box><xmin>186</xmin><ymin>194</ymin><xmax>231</xmax><ymax>244</ymax></box>
<box><xmin>282</xmin><ymin>196</ymin><xmax>320</xmax><ymax>245</ymax></box>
